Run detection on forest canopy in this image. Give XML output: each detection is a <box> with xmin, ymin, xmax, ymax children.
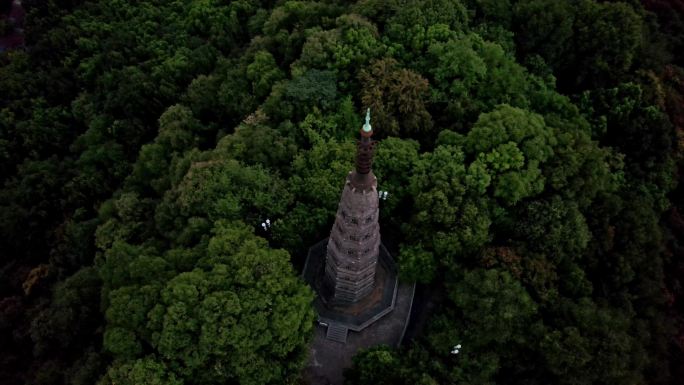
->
<box><xmin>1</xmin><ymin>0</ymin><xmax>683</xmax><ymax>384</ymax></box>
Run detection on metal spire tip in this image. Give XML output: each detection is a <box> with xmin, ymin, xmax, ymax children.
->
<box><xmin>362</xmin><ymin>108</ymin><xmax>372</xmax><ymax>132</ymax></box>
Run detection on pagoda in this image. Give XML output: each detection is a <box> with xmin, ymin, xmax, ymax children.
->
<box><xmin>302</xmin><ymin>110</ymin><xmax>416</xmax><ymax>385</ymax></box>
<box><xmin>323</xmin><ymin>109</ymin><xmax>381</xmax><ymax>304</ymax></box>
<box><xmin>302</xmin><ymin>109</ymin><xmax>406</xmax><ymax>344</ymax></box>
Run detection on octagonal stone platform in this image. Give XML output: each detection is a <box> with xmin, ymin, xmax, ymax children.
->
<box><xmin>302</xmin><ymin>238</ymin><xmax>415</xmax><ymax>385</ymax></box>
<box><xmin>303</xmin><ymin>238</ymin><xmax>398</xmax><ymax>333</ymax></box>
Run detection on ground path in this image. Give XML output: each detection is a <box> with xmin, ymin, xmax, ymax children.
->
<box><xmin>303</xmin><ymin>281</ymin><xmax>415</xmax><ymax>385</ymax></box>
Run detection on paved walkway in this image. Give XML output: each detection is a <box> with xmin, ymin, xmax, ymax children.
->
<box><xmin>303</xmin><ymin>281</ymin><xmax>415</xmax><ymax>385</ymax></box>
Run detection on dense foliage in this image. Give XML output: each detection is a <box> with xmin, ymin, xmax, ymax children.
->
<box><xmin>1</xmin><ymin>0</ymin><xmax>683</xmax><ymax>384</ymax></box>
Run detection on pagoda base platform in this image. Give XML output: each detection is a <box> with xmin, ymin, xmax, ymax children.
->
<box><xmin>303</xmin><ymin>238</ymin><xmax>399</xmax><ymax>332</ymax></box>
<box><xmin>302</xmin><ymin>281</ymin><xmax>415</xmax><ymax>385</ymax></box>
<box><xmin>302</xmin><ymin>238</ymin><xmax>416</xmax><ymax>384</ymax></box>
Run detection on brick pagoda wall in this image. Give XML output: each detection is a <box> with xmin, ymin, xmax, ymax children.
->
<box><xmin>324</xmin><ymin>170</ymin><xmax>380</xmax><ymax>304</ymax></box>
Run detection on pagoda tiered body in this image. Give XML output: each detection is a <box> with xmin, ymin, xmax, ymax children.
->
<box><xmin>302</xmin><ymin>108</ymin><xmax>414</xmax><ymax>350</ymax></box>
<box><xmin>323</xmin><ymin>171</ymin><xmax>380</xmax><ymax>303</ymax></box>
<box><xmin>323</xmin><ymin>111</ymin><xmax>380</xmax><ymax>304</ymax></box>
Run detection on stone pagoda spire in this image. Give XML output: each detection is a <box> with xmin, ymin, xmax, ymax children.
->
<box><xmin>323</xmin><ymin>109</ymin><xmax>381</xmax><ymax>304</ymax></box>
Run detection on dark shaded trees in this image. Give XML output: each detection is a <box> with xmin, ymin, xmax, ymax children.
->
<box><xmin>359</xmin><ymin>58</ymin><xmax>433</xmax><ymax>138</ymax></box>
<box><xmin>1</xmin><ymin>0</ymin><xmax>682</xmax><ymax>384</ymax></box>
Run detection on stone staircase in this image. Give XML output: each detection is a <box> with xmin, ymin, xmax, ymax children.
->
<box><xmin>326</xmin><ymin>323</ymin><xmax>348</xmax><ymax>343</ymax></box>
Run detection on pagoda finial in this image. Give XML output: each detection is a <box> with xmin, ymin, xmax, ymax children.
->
<box><xmin>362</xmin><ymin>108</ymin><xmax>372</xmax><ymax>133</ymax></box>
<box><xmin>355</xmin><ymin>109</ymin><xmax>376</xmax><ymax>175</ymax></box>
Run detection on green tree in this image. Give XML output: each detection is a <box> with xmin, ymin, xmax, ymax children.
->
<box><xmin>425</xmin><ymin>34</ymin><xmax>532</xmax><ymax>127</ymax></box>
<box><xmin>515</xmin><ymin>196</ymin><xmax>590</xmax><ymax>264</ymax></box>
<box><xmin>216</xmin><ymin>123</ymin><xmax>298</xmax><ymax>175</ymax></box>
<box><xmin>246</xmin><ymin>50</ymin><xmax>285</xmax><ymax>99</ymax></box>
<box><xmin>539</xmin><ymin>298</ymin><xmax>647</xmax><ymax>384</ymax></box>
<box><xmin>273</xmin><ymin>139</ymin><xmax>355</xmax><ymax>252</ymax></box>
<box><xmin>100</xmin><ymin>221</ymin><xmax>314</xmax><ymax>385</ymax></box>
<box><xmin>513</xmin><ymin>0</ymin><xmax>645</xmax><ymax>91</ymax></box>
<box><xmin>372</xmin><ymin>137</ymin><xmax>420</xmax><ymax>219</ymax></box>
<box><xmin>401</xmin><ymin>144</ymin><xmax>491</xmax><ymax>281</ymax></box>
<box><xmin>294</xmin><ymin>14</ymin><xmax>385</xmax><ymax>89</ymax></box>
<box><xmin>359</xmin><ymin>58</ymin><xmax>433</xmax><ymax>137</ymax></box>
<box><xmin>99</xmin><ymin>357</ymin><xmax>183</xmax><ymax>385</ymax></box>
<box><xmin>154</xmin><ymin>157</ymin><xmax>292</xmax><ymax>242</ymax></box>
<box><xmin>435</xmin><ymin>268</ymin><xmax>537</xmax><ymax>350</ymax></box>
<box><xmin>464</xmin><ymin>105</ymin><xmax>555</xmax><ymax>205</ymax></box>
<box><xmin>512</xmin><ymin>0</ymin><xmax>575</xmax><ymax>69</ymax></box>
